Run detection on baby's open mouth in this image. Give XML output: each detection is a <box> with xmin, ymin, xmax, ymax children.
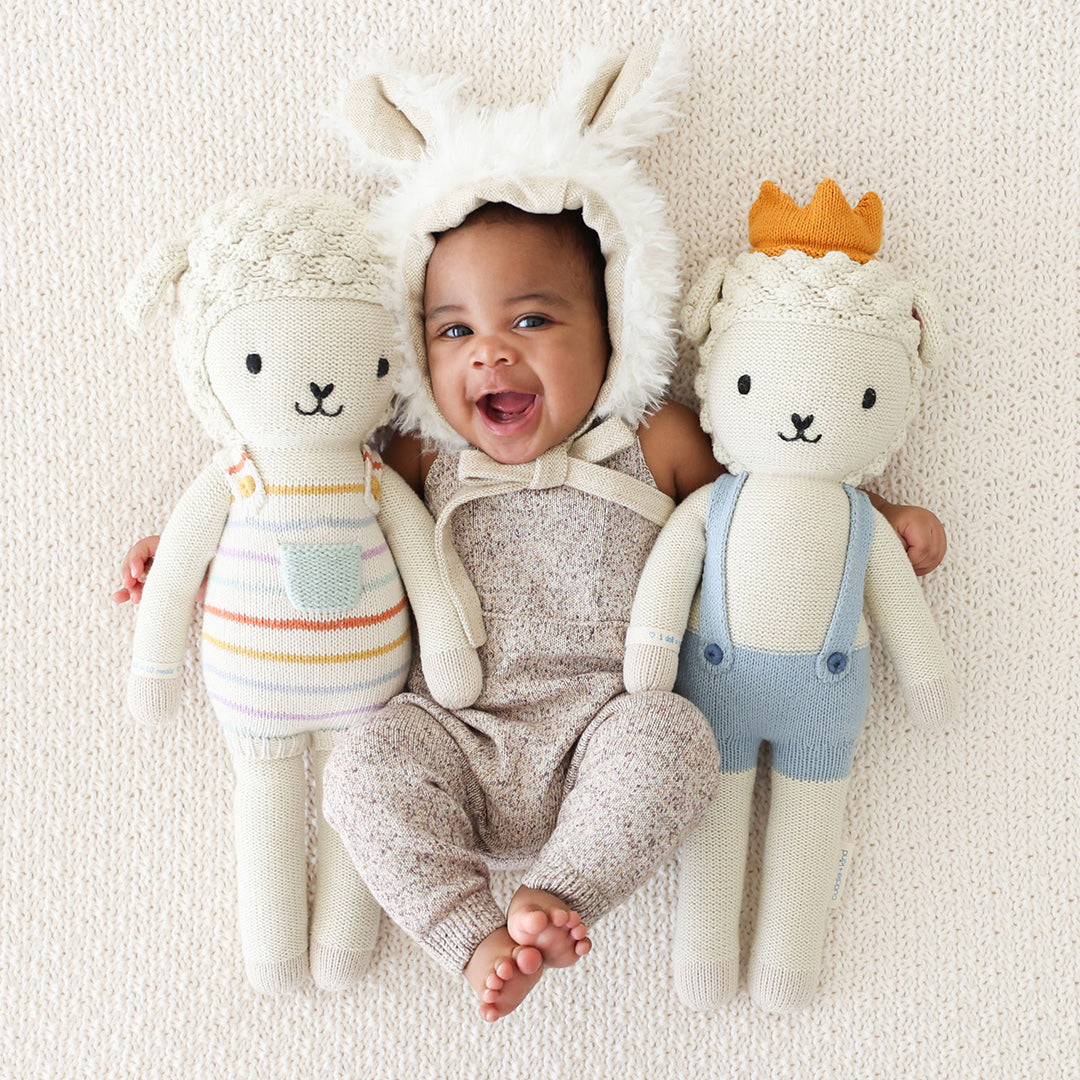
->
<box><xmin>479</xmin><ymin>392</ymin><xmax>538</xmax><ymax>424</ymax></box>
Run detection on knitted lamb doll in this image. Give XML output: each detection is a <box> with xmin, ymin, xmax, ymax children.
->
<box><xmin>624</xmin><ymin>180</ymin><xmax>956</xmax><ymax>1013</ymax></box>
<box><xmin>122</xmin><ymin>188</ymin><xmax>484</xmax><ymax>994</ymax></box>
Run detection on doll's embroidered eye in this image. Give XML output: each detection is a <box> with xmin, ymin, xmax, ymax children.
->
<box><xmin>246</xmin><ymin>353</ymin><xmax>262</xmax><ymax>374</ymax></box>
<box><xmin>738</xmin><ymin>374</ymin><xmax>751</xmax><ymax>395</ymax></box>
<box><xmin>862</xmin><ymin>387</ymin><xmax>876</xmax><ymax>409</ymax></box>
<box><xmin>377</xmin><ymin>357</ymin><xmax>389</xmax><ymax>378</ymax></box>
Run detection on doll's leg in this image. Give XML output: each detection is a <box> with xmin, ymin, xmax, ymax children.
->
<box><xmin>672</xmin><ymin>767</ymin><xmax>756</xmax><ymax>1010</ymax></box>
<box><xmin>309</xmin><ymin>733</ymin><xmax>382</xmax><ymax>991</ymax></box>
<box><xmin>231</xmin><ymin>746</ymin><xmax>310</xmax><ymax>993</ymax></box>
<box><xmin>748</xmin><ymin>769</ymin><xmax>850</xmax><ymax>1013</ymax></box>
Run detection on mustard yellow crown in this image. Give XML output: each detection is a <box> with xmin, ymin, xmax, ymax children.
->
<box><xmin>749</xmin><ymin>179</ymin><xmax>883</xmax><ymax>263</ymax></box>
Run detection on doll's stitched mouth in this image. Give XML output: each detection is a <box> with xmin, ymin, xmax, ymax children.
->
<box><xmin>778</xmin><ymin>413</ymin><xmax>821</xmax><ymax>443</ymax></box>
<box><xmin>295</xmin><ymin>382</ymin><xmax>344</xmax><ymax>418</ymax></box>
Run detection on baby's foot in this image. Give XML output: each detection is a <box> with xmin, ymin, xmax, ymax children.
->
<box><xmin>463</xmin><ymin>927</ymin><xmax>544</xmax><ymax>1022</ymax></box>
<box><xmin>507</xmin><ymin>886</ymin><xmax>592</xmax><ymax>969</ymax></box>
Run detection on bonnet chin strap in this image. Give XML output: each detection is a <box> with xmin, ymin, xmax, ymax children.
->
<box><xmin>433</xmin><ymin>416</ymin><xmax>675</xmax><ymax>646</ymax></box>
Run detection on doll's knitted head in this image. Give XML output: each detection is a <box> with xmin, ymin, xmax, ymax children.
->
<box><xmin>332</xmin><ymin>44</ymin><xmax>684</xmax><ymax>450</ymax></box>
<box><xmin>122</xmin><ymin>188</ymin><xmax>396</xmax><ymax>449</ymax></box>
<box><xmin>683</xmin><ymin>180</ymin><xmax>950</xmax><ymax>486</ymax></box>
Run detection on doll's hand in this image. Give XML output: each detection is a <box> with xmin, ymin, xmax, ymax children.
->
<box><xmin>902</xmin><ymin>675</ymin><xmax>958</xmax><ymax>731</ymax></box>
<box><xmin>127</xmin><ymin>668</ymin><xmax>183</xmax><ymax>725</ymax></box>
<box><xmin>874</xmin><ymin>500</ymin><xmax>946</xmax><ymax>576</ymax></box>
<box><xmin>624</xmin><ymin>642</ymin><xmax>679</xmax><ymax>693</ymax></box>
<box><xmin>113</xmin><ymin>535</ymin><xmax>209</xmax><ymax>605</ymax></box>
<box><xmin>423</xmin><ymin>647</ymin><xmax>483</xmax><ymax>710</ymax></box>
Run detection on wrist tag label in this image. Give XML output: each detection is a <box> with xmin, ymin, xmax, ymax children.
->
<box><xmin>131</xmin><ymin>658</ymin><xmax>182</xmax><ymax>679</ymax></box>
<box><xmin>829</xmin><ymin>842</ymin><xmax>854</xmax><ymax>909</ymax></box>
<box><xmin>626</xmin><ymin>626</ymin><xmax>682</xmax><ymax>651</ymax></box>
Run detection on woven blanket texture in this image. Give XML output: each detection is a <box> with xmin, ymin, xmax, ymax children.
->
<box><xmin>2</xmin><ymin>2</ymin><xmax>1076</xmax><ymax>1078</ymax></box>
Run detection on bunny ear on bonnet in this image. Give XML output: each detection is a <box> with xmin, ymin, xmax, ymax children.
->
<box><xmin>333</xmin><ymin>63</ymin><xmax>464</xmax><ymax>176</ymax></box>
<box><xmin>558</xmin><ymin>41</ymin><xmax>684</xmax><ymax>146</ymax></box>
<box><xmin>121</xmin><ymin>239</ymin><xmax>189</xmax><ymax>331</ymax></box>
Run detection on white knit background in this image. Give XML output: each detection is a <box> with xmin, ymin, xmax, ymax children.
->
<box><xmin>2</xmin><ymin>2</ymin><xmax>1077</xmax><ymax>1078</ymax></box>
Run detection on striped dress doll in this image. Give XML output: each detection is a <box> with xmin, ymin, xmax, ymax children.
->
<box><xmin>122</xmin><ymin>190</ymin><xmax>483</xmax><ymax>994</ymax></box>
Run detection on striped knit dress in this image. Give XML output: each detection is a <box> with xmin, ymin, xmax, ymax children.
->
<box><xmin>201</xmin><ymin>447</ymin><xmax>411</xmax><ymax>756</ymax></box>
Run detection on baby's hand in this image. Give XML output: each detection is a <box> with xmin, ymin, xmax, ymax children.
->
<box><xmin>874</xmin><ymin>500</ymin><xmax>946</xmax><ymax>576</ymax></box>
<box><xmin>113</xmin><ymin>535</ymin><xmax>161</xmax><ymax>605</ymax></box>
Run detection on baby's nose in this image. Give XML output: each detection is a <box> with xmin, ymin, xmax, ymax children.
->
<box><xmin>470</xmin><ymin>334</ymin><xmax>516</xmax><ymax>367</ymax></box>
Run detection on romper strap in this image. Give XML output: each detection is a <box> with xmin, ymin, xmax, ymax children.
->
<box><xmin>694</xmin><ymin>470</ymin><xmax>747</xmax><ymax>674</ymax></box>
<box><xmin>815</xmin><ymin>484</ymin><xmax>875</xmax><ymax>683</ymax></box>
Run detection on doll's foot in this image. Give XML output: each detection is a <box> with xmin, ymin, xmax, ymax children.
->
<box><xmin>464</xmin><ymin>927</ymin><xmax>544</xmax><ymax>1022</ymax></box>
<box><xmin>673</xmin><ymin>956</ymin><xmax>739</xmax><ymax>1011</ymax></box>
<box><xmin>507</xmin><ymin>886</ymin><xmax>591</xmax><ymax>968</ymax></box>
<box><xmin>748</xmin><ymin>959</ymin><xmax>818</xmax><ymax>1013</ymax></box>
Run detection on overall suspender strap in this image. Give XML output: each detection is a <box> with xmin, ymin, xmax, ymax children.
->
<box><xmin>695</xmin><ymin>470</ymin><xmax>746</xmax><ymax>674</ymax></box>
<box><xmin>432</xmin><ymin>416</ymin><xmax>676</xmax><ymax>646</ymax></box>
<box><xmin>815</xmin><ymin>484</ymin><xmax>875</xmax><ymax>683</ymax></box>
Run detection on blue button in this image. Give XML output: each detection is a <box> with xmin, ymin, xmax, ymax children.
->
<box><xmin>704</xmin><ymin>644</ymin><xmax>724</xmax><ymax>665</ymax></box>
<box><xmin>827</xmin><ymin>652</ymin><xmax>848</xmax><ymax>674</ymax></box>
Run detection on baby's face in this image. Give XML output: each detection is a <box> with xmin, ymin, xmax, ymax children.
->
<box><xmin>423</xmin><ymin>218</ymin><xmax>609</xmax><ymax>465</ymax></box>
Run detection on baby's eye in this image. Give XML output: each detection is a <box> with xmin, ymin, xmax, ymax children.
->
<box><xmin>246</xmin><ymin>353</ymin><xmax>262</xmax><ymax>374</ymax></box>
<box><xmin>443</xmin><ymin>325</ymin><xmax>472</xmax><ymax>339</ymax></box>
<box><xmin>516</xmin><ymin>315</ymin><xmax>548</xmax><ymax>329</ymax></box>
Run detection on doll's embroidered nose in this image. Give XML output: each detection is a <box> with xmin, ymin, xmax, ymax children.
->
<box><xmin>792</xmin><ymin>413</ymin><xmax>814</xmax><ymax>431</ymax></box>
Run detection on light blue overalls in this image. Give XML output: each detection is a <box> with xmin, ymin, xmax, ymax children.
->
<box><xmin>675</xmin><ymin>471</ymin><xmax>875</xmax><ymax>783</ymax></box>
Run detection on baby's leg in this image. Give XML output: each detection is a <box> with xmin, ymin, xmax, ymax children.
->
<box><xmin>309</xmin><ymin>734</ymin><xmax>382</xmax><ymax>991</ymax></box>
<box><xmin>522</xmin><ymin>690</ymin><xmax>719</xmax><ymax>945</ymax></box>
<box><xmin>230</xmin><ymin>745</ymin><xmax>309</xmax><ymax>993</ymax></box>
<box><xmin>324</xmin><ymin>698</ymin><xmax>544</xmax><ymax>1017</ymax></box>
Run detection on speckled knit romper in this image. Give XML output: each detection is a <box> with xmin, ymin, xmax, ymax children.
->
<box><xmin>325</xmin><ymin>438</ymin><xmax>720</xmax><ymax>971</ymax></box>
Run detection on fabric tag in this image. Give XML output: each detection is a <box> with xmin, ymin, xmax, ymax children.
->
<box><xmin>829</xmin><ymin>842</ymin><xmax>854</xmax><ymax>909</ymax></box>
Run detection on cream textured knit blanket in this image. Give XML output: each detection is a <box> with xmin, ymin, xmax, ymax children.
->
<box><xmin>2</xmin><ymin>3</ymin><xmax>1076</xmax><ymax>1078</ymax></box>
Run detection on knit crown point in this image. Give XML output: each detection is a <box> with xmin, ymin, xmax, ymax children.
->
<box><xmin>749</xmin><ymin>179</ymin><xmax>883</xmax><ymax>263</ymax></box>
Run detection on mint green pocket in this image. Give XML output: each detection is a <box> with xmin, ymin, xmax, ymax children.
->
<box><xmin>279</xmin><ymin>543</ymin><xmax>364</xmax><ymax>613</ymax></box>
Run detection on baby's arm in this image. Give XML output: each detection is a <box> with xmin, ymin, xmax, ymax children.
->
<box><xmin>866</xmin><ymin>494</ymin><xmax>946</xmax><ymax>576</ymax></box>
<box><xmin>863</xmin><ymin>508</ymin><xmax>956</xmax><ymax>730</ymax></box>
<box><xmin>127</xmin><ymin>464</ymin><xmax>231</xmax><ymax>724</ymax></box>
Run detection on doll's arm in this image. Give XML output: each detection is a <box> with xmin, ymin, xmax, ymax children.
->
<box><xmin>624</xmin><ymin>483</ymin><xmax>712</xmax><ymax>692</ymax></box>
<box><xmin>864</xmin><ymin>508</ymin><xmax>957</xmax><ymax>731</ymax></box>
<box><xmin>377</xmin><ymin>465</ymin><xmax>484</xmax><ymax>709</ymax></box>
<box><xmin>127</xmin><ymin>463</ymin><xmax>232</xmax><ymax>725</ymax></box>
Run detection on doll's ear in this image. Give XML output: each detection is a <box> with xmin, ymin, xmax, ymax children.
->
<box><xmin>681</xmin><ymin>255</ymin><xmax>729</xmax><ymax>347</ymax></box>
<box><xmin>569</xmin><ymin>41</ymin><xmax>684</xmax><ymax>144</ymax></box>
<box><xmin>121</xmin><ymin>239</ymin><xmax>189</xmax><ymax>331</ymax></box>
<box><xmin>911</xmin><ymin>281</ymin><xmax>952</xmax><ymax>368</ymax></box>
